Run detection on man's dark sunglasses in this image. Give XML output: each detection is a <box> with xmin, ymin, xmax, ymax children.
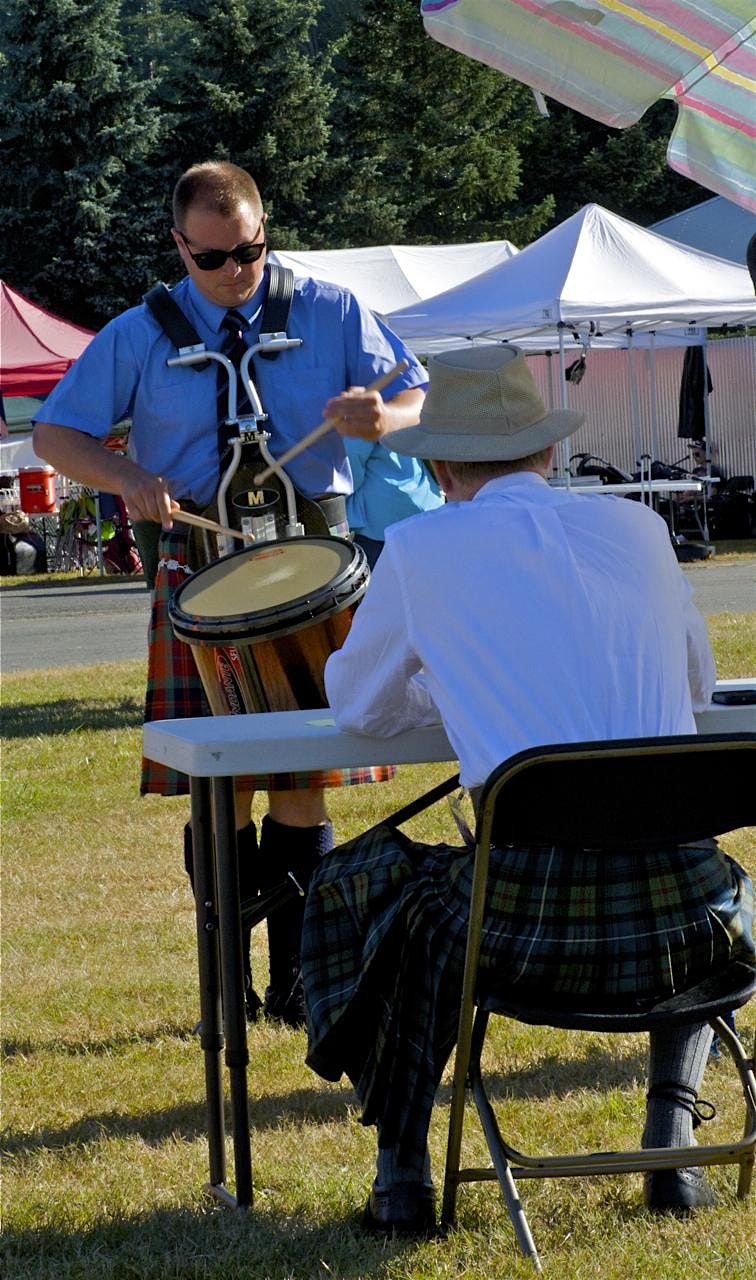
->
<box><xmin>176</xmin><ymin>227</ymin><xmax>266</xmax><ymax>271</ymax></box>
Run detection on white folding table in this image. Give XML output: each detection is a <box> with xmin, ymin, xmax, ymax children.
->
<box><xmin>142</xmin><ymin>681</ymin><xmax>756</xmax><ymax>1209</ymax></box>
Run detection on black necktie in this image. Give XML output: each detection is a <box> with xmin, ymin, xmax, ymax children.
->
<box><xmin>217</xmin><ymin>309</ymin><xmax>252</xmax><ymax>458</ymax></box>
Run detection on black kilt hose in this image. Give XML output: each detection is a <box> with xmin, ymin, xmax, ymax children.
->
<box><xmin>301</xmin><ymin>825</ymin><xmax>754</xmax><ymax>1166</ymax></box>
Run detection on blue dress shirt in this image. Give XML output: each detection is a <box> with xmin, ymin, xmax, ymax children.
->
<box><xmin>36</xmin><ymin>271</ymin><xmax>427</xmax><ymax>508</ymax></box>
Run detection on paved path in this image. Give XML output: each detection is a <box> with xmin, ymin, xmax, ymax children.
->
<box><xmin>1</xmin><ymin>578</ymin><xmax>151</xmax><ymax>672</ymax></box>
<box><xmin>1</xmin><ymin>559</ymin><xmax>754</xmax><ymax>673</ymax></box>
<box><xmin>681</xmin><ymin>561</ymin><xmax>756</xmax><ymax>616</ymax></box>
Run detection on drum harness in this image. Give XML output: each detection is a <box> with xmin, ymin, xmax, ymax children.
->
<box><xmin>147</xmin><ymin>272</ymin><xmax>366</xmax><ymax>943</ymax></box>
<box><xmin>145</xmin><ymin>266</ymin><xmax>339</xmax><ymax>555</ymax></box>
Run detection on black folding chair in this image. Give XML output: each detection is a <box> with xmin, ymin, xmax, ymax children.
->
<box><xmin>442</xmin><ymin>733</ymin><xmax>756</xmax><ymax>1270</ymax></box>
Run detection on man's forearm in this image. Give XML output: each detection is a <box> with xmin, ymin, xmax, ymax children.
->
<box><xmin>32</xmin><ymin>422</ymin><xmax>174</xmax><ymax>524</ymax></box>
<box><xmin>379</xmin><ymin>387</ymin><xmax>426</xmax><ymax>437</ymax></box>
<box><xmin>34</xmin><ymin>422</ymin><xmax>135</xmax><ymax>492</ymax></box>
<box><xmin>686</xmin><ymin>603</ymin><xmax>716</xmax><ymax>711</ymax></box>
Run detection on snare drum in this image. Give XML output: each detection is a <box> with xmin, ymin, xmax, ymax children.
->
<box><xmin>169</xmin><ymin>536</ymin><xmax>369</xmax><ymax>716</ymax></box>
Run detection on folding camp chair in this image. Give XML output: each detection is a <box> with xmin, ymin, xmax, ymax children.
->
<box><xmin>442</xmin><ymin>733</ymin><xmax>756</xmax><ymax>1271</ymax></box>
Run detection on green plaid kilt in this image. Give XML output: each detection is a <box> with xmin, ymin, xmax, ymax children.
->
<box><xmin>140</xmin><ymin>527</ymin><xmax>395</xmax><ymax>796</ymax></box>
<box><xmin>302</xmin><ymin>824</ymin><xmax>754</xmax><ymax>1165</ymax></box>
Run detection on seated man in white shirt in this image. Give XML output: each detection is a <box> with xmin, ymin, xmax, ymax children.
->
<box><xmin>300</xmin><ymin>346</ymin><xmax>755</xmax><ymax>1236</ymax></box>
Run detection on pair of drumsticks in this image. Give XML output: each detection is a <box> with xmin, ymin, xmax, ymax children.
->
<box><xmin>173</xmin><ymin>359</ymin><xmax>408</xmax><ymax>544</ymax></box>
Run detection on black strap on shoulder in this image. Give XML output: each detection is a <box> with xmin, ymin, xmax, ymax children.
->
<box><xmin>257</xmin><ymin>263</ymin><xmax>295</xmax><ymax>360</ymax></box>
<box><xmin>143</xmin><ymin>282</ymin><xmax>210</xmax><ymax>372</ymax></box>
<box><xmin>144</xmin><ymin>265</ymin><xmax>295</xmax><ymax>369</ymax></box>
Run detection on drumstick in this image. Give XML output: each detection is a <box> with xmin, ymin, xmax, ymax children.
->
<box><xmin>252</xmin><ymin>359</ymin><xmax>409</xmax><ymax>484</ymax></box>
<box><xmin>172</xmin><ymin>509</ymin><xmax>252</xmax><ymax>543</ymax></box>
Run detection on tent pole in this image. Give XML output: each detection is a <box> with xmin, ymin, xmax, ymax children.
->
<box><xmin>626</xmin><ymin>331</ymin><xmax>646</xmax><ymax>502</ymax></box>
<box><xmin>545</xmin><ymin>350</ymin><xmax>555</xmax><ymax>411</ymax></box>
<box><xmin>558</xmin><ymin>328</ymin><xmax>571</xmax><ymax>488</ymax></box>
<box><xmin>700</xmin><ymin>333</ymin><xmax>711</xmax><ymax>543</ymax></box>
<box><xmin>648</xmin><ymin>333</ymin><xmax>660</xmax><ymax>464</ymax></box>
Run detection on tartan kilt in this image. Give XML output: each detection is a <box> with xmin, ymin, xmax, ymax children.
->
<box><xmin>302</xmin><ymin>824</ymin><xmax>754</xmax><ymax>1165</ymax></box>
<box><xmin>140</xmin><ymin>527</ymin><xmax>396</xmax><ymax>796</ymax></box>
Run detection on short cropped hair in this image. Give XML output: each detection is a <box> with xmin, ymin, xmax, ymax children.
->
<box><xmin>443</xmin><ymin>447</ymin><xmax>553</xmax><ymax>485</ymax></box>
<box><xmin>172</xmin><ymin>162</ymin><xmax>263</xmax><ymax>228</ymax></box>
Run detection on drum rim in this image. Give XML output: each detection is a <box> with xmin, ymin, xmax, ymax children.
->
<box><xmin>169</xmin><ymin>536</ymin><xmax>369</xmax><ymax>643</ymax></box>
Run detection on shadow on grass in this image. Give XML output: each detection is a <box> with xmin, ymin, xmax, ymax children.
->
<box><xmin>2</xmin><ymin>1099</ymin><xmax>211</xmax><ymax>1157</ymax></box>
<box><xmin>0</xmin><ymin>696</ymin><xmax>144</xmax><ymax>738</ymax></box>
<box><xmin>2</xmin><ymin>1023</ymin><xmax>197</xmax><ymax>1059</ymax></box>
<box><xmin>467</xmin><ymin>1045</ymin><xmax>650</xmax><ymax>1104</ymax></box>
<box><xmin>1</xmin><ymin>1201</ymin><xmax>433</xmax><ymax>1280</ymax></box>
<box><xmin>2</xmin><ymin>1039</ymin><xmax>648</xmax><ymax>1163</ymax></box>
<box><xmin>2</xmin><ymin>1085</ymin><xmax>360</xmax><ymax>1160</ymax></box>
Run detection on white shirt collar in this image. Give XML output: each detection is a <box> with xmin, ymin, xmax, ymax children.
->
<box><xmin>473</xmin><ymin>470</ymin><xmax>550</xmax><ymax>501</ymax></box>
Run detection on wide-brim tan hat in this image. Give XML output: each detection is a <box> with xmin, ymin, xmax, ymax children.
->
<box><xmin>388</xmin><ymin>346</ymin><xmax>584</xmax><ymax>461</ymax></box>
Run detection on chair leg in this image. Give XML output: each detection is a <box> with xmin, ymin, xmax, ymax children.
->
<box><xmin>710</xmin><ymin>1015</ymin><xmax>756</xmax><ymax>1199</ymax></box>
<box><xmin>442</xmin><ymin>1007</ymin><xmax>490</xmax><ymax>1228</ymax></box>
<box><xmin>468</xmin><ymin>1025</ymin><xmax>542</xmax><ymax>1271</ymax></box>
<box><xmin>441</xmin><ymin>1038</ymin><xmax>472</xmax><ymax>1226</ymax></box>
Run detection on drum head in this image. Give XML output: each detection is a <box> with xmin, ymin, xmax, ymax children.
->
<box><xmin>170</xmin><ymin>536</ymin><xmax>368</xmax><ymax>644</ymax></box>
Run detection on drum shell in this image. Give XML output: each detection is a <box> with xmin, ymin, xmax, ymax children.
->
<box><xmin>169</xmin><ymin>536</ymin><xmax>368</xmax><ymax>717</ymax></box>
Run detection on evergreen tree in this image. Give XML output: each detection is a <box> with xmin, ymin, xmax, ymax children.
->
<box><xmin>0</xmin><ymin>0</ymin><xmax>160</xmax><ymax>326</ymax></box>
<box><xmin>320</xmin><ymin>0</ymin><xmax>553</xmax><ymax>248</ymax></box>
<box><xmin>162</xmin><ymin>0</ymin><xmax>333</xmax><ymax>247</ymax></box>
<box><xmin>515</xmin><ymin>100</ymin><xmax>709</xmax><ymax>230</ymax></box>
<box><xmin>115</xmin><ymin>1</ymin><xmax>200</xmax><ymax>294</ymax></box>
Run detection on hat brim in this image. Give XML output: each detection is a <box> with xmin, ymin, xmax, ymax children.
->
<box><xmin>386</xmin><ymin>408</ymin><xmax>585</xmax><ymax>462</ymax></box>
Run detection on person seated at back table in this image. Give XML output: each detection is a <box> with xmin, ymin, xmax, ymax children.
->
<box><xmin>300</xmin><ymin>346</ymin><xmax>755</xmax><ymax>1235</ymax></box>
<box><xmin>675</xmin><ymin>439</ymin><xmax>726</xmax><ymax>504</ymax></box>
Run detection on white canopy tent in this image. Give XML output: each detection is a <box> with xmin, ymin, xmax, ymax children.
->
<box><xmin>268</xmin><ymin>240</ymin><xmax>519</xmax><ymax>314</ymax></box>
<box><xmin>0</xmin><ymin>433</ymin><xmax>48</xmax><ymax>472</ymax></box>
<box><xmin>386</xmin><ymin>204</ymin><xmax>756</xmax><ymax>476</ymax></box>
<box><xmin>650</xmin><ymin>197</ymin><xmax>756</xmax><ymax>267</ymax></box>
<box><xmin>386</xmin><ymin>204</ymin><xmax>756</xmax><ymax>345</ymax></box>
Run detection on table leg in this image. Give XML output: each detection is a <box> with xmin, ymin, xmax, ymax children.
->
<box><xmin>212</xmin><ymin>775</ymin><xmax>253</xmax><ymax>1209</ymax></box>
<box><xmin>190</xmin><ymin>777</ymin><xmax>227</xmax><ymax>1192</ymax></box>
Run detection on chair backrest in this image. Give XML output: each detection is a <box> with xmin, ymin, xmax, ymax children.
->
<box><xmin>721</xmin><ymin>475</ymin><xmax>754</xmax><ymax>494</ymax></box>
<box><xmin>478</xmin><ymin>734</ymin><xmax>756</xmax><ymax>853</ymax></box>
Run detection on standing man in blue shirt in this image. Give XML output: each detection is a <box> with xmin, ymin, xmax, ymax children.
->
<box><xmin>33</xmin><ymin>160</ymin><xmax>427</xmax><ymax>1027</ymax></box>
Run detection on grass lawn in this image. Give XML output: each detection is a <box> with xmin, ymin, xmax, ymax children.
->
<box><xmin>2</xmin><ymin>614</ymin><xmax>755</xmax><ymax>1279</ymax></box>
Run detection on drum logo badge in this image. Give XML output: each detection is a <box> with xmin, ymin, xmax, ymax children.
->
<box><xmin>213</xmin><ymin>647</ymin><xmax>246</xmax><ymax>715</ymax></box>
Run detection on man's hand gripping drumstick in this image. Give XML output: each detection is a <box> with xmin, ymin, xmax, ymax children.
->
<box><xmin>171</xmin><ymin>508</ymin><xmax>251</xmax><ymax>543</ymax></box>
<box><xmin>253</xmin><ymin>360</ymin><xmax>409</xmax><ymax>485</ymax></box>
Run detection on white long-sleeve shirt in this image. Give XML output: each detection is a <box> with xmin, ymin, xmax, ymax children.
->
<box><xmin>325</xmin><ymin>472</ymin><xmax>716</xmax><ymax>789</ymax></box>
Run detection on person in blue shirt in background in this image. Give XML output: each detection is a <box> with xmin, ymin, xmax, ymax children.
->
<box><xmin>345</xmin><ymin>436</ymin><xmax>443</xmax><ymax>568</ymax></box>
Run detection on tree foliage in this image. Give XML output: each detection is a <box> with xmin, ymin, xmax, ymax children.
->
<box><xmin>159</xmin><ymin>0</ymin><xmax>333</xmax><ymax>246</ymax></box>
<box><xmin>514</xmin><ymin>100</ymin><xmax>706</xmax><ymax>229</ymax></box>
<box><xmin>0</xmin><ymin>0</ymin><xmax>711</xmax><ymax>329</ymax></box>
<box><xmin>0</xmin><ymin>0</ymin><xmax>160</xmax><ymax>325</ymax></box>
<box><xmin>321</xmin><ymin>0</ymin><xmax>553</xmax><ymax>247</ymax></box>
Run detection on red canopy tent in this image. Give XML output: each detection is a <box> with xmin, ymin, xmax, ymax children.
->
<box><xmin>0</xmin><ymin>280</ymin><xmax>94</xmax><ymax>396</ymax></box>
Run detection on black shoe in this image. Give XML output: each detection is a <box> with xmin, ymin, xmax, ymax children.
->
<box><xmin>363</xmin><ymin>1182</ymin><xmax>436</xmax><ymax>1236</ymax></box>
<box><xmin>263</xmin><ymin>978</ymin><xmax>306</xmax><ymax>1029</ymax></box>
<box><xmin>644</xmin><ymin>1167</ymin><xmax>716</xmax><ymax>1216</ymax></box>
<box><xmin>245</xmin><ymin>982</ymin><xmax>263</xmax><ymax>1023</ymax></box>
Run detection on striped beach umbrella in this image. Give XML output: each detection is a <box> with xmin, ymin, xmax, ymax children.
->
<box><xmin>420</xmin><ymin>1</ymin><xmax>756</xmax><ymax>212</ymax></box>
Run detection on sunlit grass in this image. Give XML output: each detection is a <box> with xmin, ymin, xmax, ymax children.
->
<box><xmin>2</xmin><ymin>619</ymin><xmax>755</xmax><ymax>1279</ymax></box>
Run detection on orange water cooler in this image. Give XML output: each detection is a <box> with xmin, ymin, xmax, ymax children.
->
<box><xmin>19</xmin><ymin>465</ymin><xmax>57</xmax><ymax>514</ymax></box>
